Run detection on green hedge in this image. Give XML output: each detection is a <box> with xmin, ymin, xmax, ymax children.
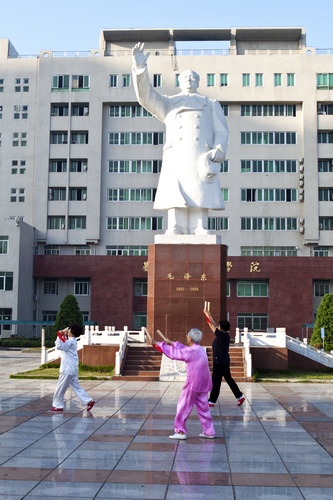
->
<box><xmin>0</xmin><ymin>338</ymin><xmax>54</xmax><ymax>348</ymax></box>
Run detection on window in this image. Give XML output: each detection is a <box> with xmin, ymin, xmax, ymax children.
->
<box><xmin>318</xmin><ymin>160</ymin><xmax>333</xmax><ymax>172</ymax></box>
<box><xmin>109</xmin><ymin>132</ymin><xmax>164</xmax><ymax>146</ymax></box>
<box><xmin>237</xmin><ymin>281</ymin><xmax>269</xmax><ymax>297</ymax></box>
<box><xmin>109</xmin><ymin>105</ymin><xmax>151</xmax><ymax>118</ymax></box>
<box><xmin>314</xmin><ymin>280</ymin><xmax>330</xmax><ymax>297</ymax></box>
<box><xmin>71</xmin><ymin>131</ymin><xmax>88</xmax><ymax>144</ymax></box>
<box><xmin>313</xmin><ymin>246</ymin><xmax>330</xmax><ymax>257</ymax></box>
<box><xmin>75</xmin><ymin>246</ymin><xmax>91</xmax><ymax>255</ymax></box>
<box><xmin>108</xmin><ymin>159</ymin><xmax>161</xmax><ymax>173</ymax></box>
<box><xmin>13</xmin><ymin>132</ymin><xmax>27</xmax><ymax>147</ymax></box>
<box><xmin>240</xmin><ymin>104</ymin><xmax>296</xmax><ymax>117</ymax></box>
<box><xmin>0</xmin><ymin>104</ymin><xmax>2</xmax><ymax>119</ymax></box>
<box><xmin>319</xmin><ymin>217</ymin><xmax>333</xmax><ymax>230</ymax></box>
<box><xmin>241</xmin><ymin>159</ymin><xmax>297</xmax><ymax>173</ymax></box>
<box><xmin>72</xmin><ymin>75</ymin><xmax>90</xmax><ymax>91</ymax></box>
<box><xmin>49</xmin><ymin>160</ymin><xmax>67</xmax><ymax>172</ymax></box>
<box><xmin>110</xmin><ymin>74</ymin><xmax>118</xmax><ymax>87</ymax></box>
<box><xmin>208</xmin><ymin>217</ymin><xmax>228</xmax><ymax>230</ymax></box>
<box><xmin>51</xmin><ymin>104</ymin><xmax>69</xmax><ymax>116</ymax></box>
<box><xmin>107</xmin><ymin>217</ymin><xmax>163</xmax><ymax>231</ymax></box>
<box><xmin>106</xmin><ymin>245</ymin><xmax>148</xmax><ymax>256</ymax></box>
<box><xmin>50</xmin><ymin>132</ymin><xmax>68</xmax><ymax>144</ymax></box>
<box><xmin>0</xmin><ymin>78</ymin><xmax>4</xmax><ymax>92</ymax></box>
<box><xmin>74</xmin><ymin>279</ymin><xmax>90</xmax><ymax>295</ymax></box>
<box><xmin>72</xmin><ymin>103</ymin><xmax>89</xmax><ymax>116</ymax></box>
<box><xmin>0</xmin><ymin>308</ymin><xmax>12</xmax><ymax>332</ymax></box>
<box><xmin>319</xmin><ymin>188</ymin><xmax>333</xmax><ymax>201</ymax></box>
<box><xmin>220</xmin><ymin>74</ymin><xmax>228</xmax><ymax>86</ymax></box>
<box><xmin>52</xmin><ymin>75</ymin><xmax>70</xmax><ymax>91</ymax></box>
<box><xmin>241</xmin><ymin>188</ymin><xmax>297</xmax><ymax>202</ymax></box>
<box><xmin>43</xmin><ymin>279</ymin><xmax>58</xmax><ymax>295</ymax></box>
<box><xmin>0</xmin><ymin>236</ymin><xmax>8</xmax><ymax>254</ymax></box>
<box><xmin>13</xmin><ymin>104</ymin><xmax>28</xmax><ymax>119</ymax></box>
<box><xmin>15</xmin><ymin>78</ymin><xmax>29</xmax><ymax>92</ymax></box>
<box><xmin>255</xmin><ymin>73</ymin><xmax>264</xmax><ymax>87</ymax></box>
<box><xmin>44</xmin><ymin>245</ymin><xmax>60</xmax><ymax>255</ymax></box>
<box><xmin>242</xmin><ymin>73</ymin><xmax>250</xmax><ymax>87</ymax></box>
<box><xmin>69</xmin><ymin>188</ymin><xmax>87</xmax><ymax>201</ymax></box>
<box><xmin>122</xmin><ymin>74</ymin><xmax>131</xmax><ymax>87</ymax></box>
<box><xmin>48</xmin><ymin>216</ymin><xmax>65</xmax><ymax>230</ymax></box>
<box><xmin>133</xmin><ymin>313</ymin><xmax>147</xmax><ymax>329</ymax></box>
<box><xmin>107</xmin><ymin>188</ymin><xmax>155</xmax><ymax>202</ymax></box>
<box><xmin>12</xmin><ymin>159</ymin><xmax>26</xmax><ymax>175</ymax></box>
<box><xmin>241</xmin><ymin>131</ymin><xmax>296</xmax><ymax>145</ymax></box>
<box><xmin>70</xmin><ymin>159</ymin><xmax>87</xmax><ymax>172</ymax></box>
<box><xmin>0</xmin><ymin>272</ymin><xmax>13</xmax><ymax>291</ymax></box>
<box><xmin>134</xmin><ymin>279</ymin><xmax>148</xmax><ymax>296</ymax></box>
<box><xmin>207</xmin><ymin>73</ymin><xmax>215</xmax><ymax>86</ymax></box>
<box><xmin>153</xmin><ymin>74</ymin><xmax>162</xmax><ymax>87</ymax></box>
<box><xmin>237</xmin><ymin>313</ymin><xmax>268</xmax><ymax>331</ymax></box>
<box><xmin>68</xmin><ymin>216</ymin><xmax>86</xmax><ymax>229</ymax></box>
<box><xmin>287</xmin><ymin>73</ymin><xmax>295</xmax><ymax>86</ymax></box>
<box><xmin>48</xmin><ymin>188</ymin><xmax>66</xmax><ymax>201</ymax></box>
<box><xmin>274</xmin><ymin>73</ymin><xmax>282</xmax><ymax>86</ymax></box>
<box><xmin>318</xmin><ymin>132</ymin><xmax>333</xmax><ymax>144</ymax></box>
<box><xmin>241</xmin><ymin>218</ymin><xmax>297</xmax><ymax>231</ymax></box>
<box><xmin>42</xmin><ymin>310</ymin><xmax>57</xmax><ymax>322</ymax></box>
<box><xmin>10</xmin><ymin>188</ymin><xmax>25</xmax><ymax>203</ymax></box>
<box><xmin>241</xmin><ymin>246</ymin><xmax>298</xmax><ymax>256</ymax></box>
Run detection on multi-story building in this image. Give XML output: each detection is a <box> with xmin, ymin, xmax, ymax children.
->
<box><xmin>1</xmin><ymin>27</ymin><xmax>333</xmax><ymax>338</ymax></box>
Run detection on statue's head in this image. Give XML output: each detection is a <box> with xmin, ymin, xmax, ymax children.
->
<box><xmin>179</xmin><ymin>69</ymin><xmax>200</xmax><ymax>93</ymax></box>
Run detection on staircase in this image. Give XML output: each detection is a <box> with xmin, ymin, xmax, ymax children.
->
<box><xmin>206</xmin><ymin>346</ymin><xmax>248</xmax><ymax>382</ymax></box>
<box><xmin>114</xmin><ymin>344</ymin><xmax>249</xmax><ymax>382</ymax></box>
<box><xmin>113</xmin><ymin>345</ymin><xmax>162</xmax><ymax>381</ymax></box>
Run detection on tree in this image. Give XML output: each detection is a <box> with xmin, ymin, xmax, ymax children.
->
<box><xmin>53</xmin><ymin>294</ymin><xmax>83</xmax><ymax>336</ymax></box>
<box><xmin>310</xmin><ymin>293</ymin><xmax>333</xmax><ymax>351</ymax></box>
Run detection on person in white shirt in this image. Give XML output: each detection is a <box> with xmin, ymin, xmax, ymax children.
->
<box><xmin>51</xmin><ymin>324</ymin><xmax>95</xmax><ymax>412</ymax></box>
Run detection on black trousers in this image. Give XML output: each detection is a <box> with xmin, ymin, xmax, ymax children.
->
<box><xmin>209</xmin><ymin>363</ymin><xmax>242</xmax><ymax>403</ymax></box>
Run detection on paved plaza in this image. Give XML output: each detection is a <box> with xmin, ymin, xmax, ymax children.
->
<box><xmin>0</xmin><ymin>349</ymin><xmax>333</xmax><ymax>499</ymax></box>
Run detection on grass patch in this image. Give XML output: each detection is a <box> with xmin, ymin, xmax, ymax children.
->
<box><xmin>255</xmin><ymin>368</ymin><xmax>333</xmax><ymax>382</ymax></box>
<box><xmin>10</xmin><ymin>362</ymin><xmax>114</xmax><ymax>380</ymax></box>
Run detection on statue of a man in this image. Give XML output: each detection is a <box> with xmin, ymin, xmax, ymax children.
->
<box><xmin>132</xmin><ymin>43</ymin><xmax>229</xmax><ymax>235</ymax></box>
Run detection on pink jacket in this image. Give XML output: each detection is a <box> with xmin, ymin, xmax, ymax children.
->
<box><xmin>155</xmin><ymin>341</ymin><xmax>212</xmax><ymax>392</ymax></box>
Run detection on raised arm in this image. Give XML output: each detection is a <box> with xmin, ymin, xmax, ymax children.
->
<box><xmin>204</xmin><ymin>308</ymin><xmax>217</xmax><ymax>333</ymax></box>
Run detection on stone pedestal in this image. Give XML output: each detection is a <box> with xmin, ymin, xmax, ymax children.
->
<box><xmin>147</xmin><ymin>241</ymin><xmax>227</xmax><ymax>345</ymax></box>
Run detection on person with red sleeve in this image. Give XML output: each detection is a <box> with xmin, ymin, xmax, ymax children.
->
<box><xmin>147</xmin><ymin>328</ymin><xmax>215</xmax><ymax>440</ymax></box>
<box><xmin>51</xmin><ymin>324</ymin><xmax>95</xmax><ymax>412</ymax></box>
<box><xmin>204</xmin><ymin>308</ymin><xmax>245</xmax><ymax>408</ymax></box>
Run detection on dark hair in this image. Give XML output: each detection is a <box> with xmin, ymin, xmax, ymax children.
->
<box><xmin>70</xmin><ymin>323</ymin><xmax>83</xmax><ymax>338</ymax></box>
<box><xmin>218</xmin><ymin>320</ymin><xmax>230</xmax><ymax>332</ymax></box>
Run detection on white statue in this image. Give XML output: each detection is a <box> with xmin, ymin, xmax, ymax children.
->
<box><xmin>132</xmin><ymin>43</ymin><xmax>229</xmax><ymax>235</ymax></box>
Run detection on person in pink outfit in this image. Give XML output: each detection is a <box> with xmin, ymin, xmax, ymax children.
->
<box><xmin>148</xmin><ymin>328</ymin><xmax>215</xmax><ymax>440</ymax></box>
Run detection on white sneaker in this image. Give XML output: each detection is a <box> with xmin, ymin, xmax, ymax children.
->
<box><xmin>169</xmin><ymin>432</ymin><xmax>187</xmax><ymax>440</ymax></box>
<box><xmin>199</xmin><ymin>433</ymin><xmax>215</xmax><ymax>439</ymax></box>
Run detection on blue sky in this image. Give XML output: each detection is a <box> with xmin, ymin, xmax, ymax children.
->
<box><xmin>1</xmin><ymin>0</ymin><xmax>333</xmax><ymax>54</ymax></box>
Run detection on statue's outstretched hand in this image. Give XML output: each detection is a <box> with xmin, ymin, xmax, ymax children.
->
<box><xmin>132</xmin><ymin>42</ymin><xmax>150</xmax><ymax>69</ymax></box>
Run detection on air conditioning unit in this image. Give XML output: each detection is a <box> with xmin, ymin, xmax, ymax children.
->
<box><xmin>299</xmin><ymin>165</ymin><xmax>304</xmax><ymax>173</ymax></box>
<box><xmin>299</xmin><ymin>180</ymin><xmax>304</xmax><ymax>187</ymax></box>
<box><xmin>300</xmin><ymin>226</ymin><xmax>304</xmax><ymax>233</ymax></box>
<box><xmin>300</xmin><ymin>218</ymin><xmax>305</xmax><ymax>225</ymax></box>
<box><xmin>61</xmin><ymin>224</ymin><xmax>65</xmax><ymax>230</ymax></box>
<box><xmin>82</xmin><ymin>193</ymin><xmax>87</xmax><ymax>200</ymax></box>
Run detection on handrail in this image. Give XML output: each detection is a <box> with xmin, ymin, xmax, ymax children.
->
<box><xmin>41</xmin><ymin>326</ymin><xmax>146</xmax><ymax>367</ymax></box>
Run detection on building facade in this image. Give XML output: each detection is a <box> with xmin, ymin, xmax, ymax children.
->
<box><xmin>1</xmin><ymin>27</ymin><xmax>333</xmax><ymax>337</ymax></box>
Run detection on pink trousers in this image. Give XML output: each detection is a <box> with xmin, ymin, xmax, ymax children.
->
<box><xmin>174</xmin><ymin>385</ymin><xmax>215</xmax><ymax>436</ymax></box>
